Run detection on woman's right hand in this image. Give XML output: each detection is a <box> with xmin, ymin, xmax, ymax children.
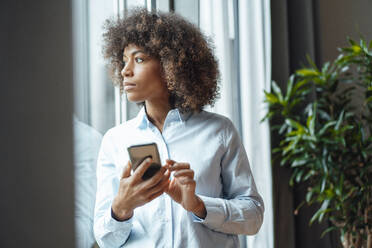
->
<box><xmin>111</xmin><ymin>158</ymin><xmax>170</xmax><ymax>221</ymax></box>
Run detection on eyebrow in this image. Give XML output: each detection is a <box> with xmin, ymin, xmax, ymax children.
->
<box><xmin>123</xmin><ymin>50</ymin><xmax>146</xmax><ymax>58</ymax></box>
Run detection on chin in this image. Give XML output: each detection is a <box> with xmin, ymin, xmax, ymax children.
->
<box><xmin>126</xmin><ymin>93</ymin><xmax>145</xmax><ymax>103</ymax></box>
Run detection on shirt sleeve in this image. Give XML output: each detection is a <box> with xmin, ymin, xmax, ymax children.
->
<box><xmin>93</xmin><ymin>131</ymin><xmax>132</xmax><ymax>247</ymax></box>
<box><xmin>192</xmin><ymin>119</ymin><xmax>264</xmax><ymax>235</ymax></box>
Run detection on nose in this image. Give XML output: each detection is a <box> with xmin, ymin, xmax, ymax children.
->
<box><xmin>121</xmin><ymin>61</ymin><xmax>133</xmax><ymax>78</ymax></box>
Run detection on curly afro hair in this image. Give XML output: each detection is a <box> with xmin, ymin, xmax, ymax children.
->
<box><xmin>102</xmin><ymin>8</ymin><xmax>220</xmax><ymax>113</ymax></box>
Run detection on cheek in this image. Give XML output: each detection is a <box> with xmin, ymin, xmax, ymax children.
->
<box><xmin>136</xmin><ymin>67</ymin><xmax>157</xmax><ymax>82</ymax></box>
<box><xmin>146</xmin><ymin>69</ymin><xmax>165</xmax><ymax>88</ymax></box>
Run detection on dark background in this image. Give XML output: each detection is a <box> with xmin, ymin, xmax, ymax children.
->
<box><xmin>0</xmin><ymin>1</ymin><xmax>75</xmax><ymax>247</ymax></box>
<box><xmin>271</xmin><ymin>0</ymin><xmax>372</xmax><ymax>247</ymax></box>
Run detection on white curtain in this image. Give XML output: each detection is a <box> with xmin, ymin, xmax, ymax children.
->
<box><xmin>200</xmin><ymin>0</ymin><xmax>273</xmax><ymax>247</ymax></box>
<box><xmin>238</xmin><ymin>1</ymin><xmax>273</xmax><ymax>248</ymax></box>
<box><xmin>200</xmin><ymin>0</ymin><xmax>241</xmax><ymax>128</ymax></box>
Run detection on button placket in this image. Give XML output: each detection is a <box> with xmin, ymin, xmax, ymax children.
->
<box><xmin>146</xmin><ymin>111</ymin><xmax>176</xmax><ymax>247</ymax></box>
<box><xmin>159</xmin><ymin>133</ymin><xmax>174</xmax><ymax>247</ymax></box>
<box><xmin>149</xmin><ymin>121</ymin><xmax>174</xmax><ymax>247</ymax></box>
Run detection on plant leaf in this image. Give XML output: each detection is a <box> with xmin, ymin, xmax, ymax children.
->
<box><xmin>306</xmin><ymin>190</ymin><xmax>313</xmax><ymax>203</ymax></box>
<box><xmin>295</xmin><ymin>169</ymin><xmax>305</xmax><ymax>183</ymax></box>
<box><xmin>320</xmin><ymin>176</ymin><xmax>327</xmax><ymax>193</ymax></box>
<box><xmin>310</xmin><ymin>199</ymin><xmax>330</xmax><ymax>225</ymax></box>
<box><xmin>335</xmin><ymin>110</ymin><xmax>345</xmax><ymax>130</ymax></box>
<box><xmin>318</xmin><ymin>121</ymin><xmax>336</xmax><ymax>136</ymax></box>
<box><xmin>271</xmin><ymin>81</ymin><xmax>283</xmax><ymax>102</ymax></box>
<box><xmin>285</xmin><ymin>75</ymin><xmax>295</xmax><ymax>101</ymax></box>
<box><xmin>296</xmin><ymin>68</ymin><xmax>319</xmax><ymax>77</ymax></box>
<box><xmin>320</xmin><ymin>226</ymin><xmax>338</xmax><ymax>238</ymax></box>
<box><xmin>310</xmin><ymin>207</ymin><xmax>323</xmax><ymax>225</ymax></box>
<box><xmin>291</xmin><ymin>158</ymin><xmax>308</xmax><ymax>167</ymax></box>
<box><xmin>351</xmin><ymin>45</ymin><xmax>361</xmax><ymax>54</ymax></box>
<box><xmin>264</xmin><ymin>92</ymin><xmax>279</xmax><ymax>104</ymax></box>
<box><xmin>292</xmin><ymin>79</ymin><xmax>309</xmax><ymax>93</ymax></box>
<box><xmin>285</xmin><ymin>118</ymin><xmax>305</xmax><ymax>133</ymax></box>
<box><xmin>348</xmin><ymin>37</ymin><xmax>357</xmax><ymax>46</ymax></box>
<box><xmin>306</xmin><ymin>54</ymin><xmax>318</xmax><ymax>69</ymax></box>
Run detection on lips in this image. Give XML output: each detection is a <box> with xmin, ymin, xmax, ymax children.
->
<box><xmin>123</xmin><ymin>82</ymin><xmax>136</xmax><ymax>91</ymax></box>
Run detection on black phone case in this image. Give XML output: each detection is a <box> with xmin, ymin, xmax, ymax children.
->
<box><xmin>127</xmin><ymin>143</ymin><xmax>161</xmax><ymax>180</ymax></box>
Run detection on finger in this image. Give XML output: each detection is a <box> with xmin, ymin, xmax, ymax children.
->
<box><xmin>177</xmin><ymin>177</ymin><xmax>196</xmax><ymax>185</ymax></box>
<box><xmin>121</xmin><ymin>161</ymin><xmax>132</xmax><ymax>179</ymax></box>
<box><xmin>173</xmin><ymin>169</ymin><xmax>194</xmax><ymax>178</ymax></box>
<box><xmin>161</xmin><ymin>170</ymin><xmax>171</xmax><ymax>186</ymax></box>
<box><xmin>147</xmin><ymin>189</ymin><xmax>164</xmax><ymax>202</ymax></box>
<box><xmin>133</xmin><ymin>155</ymin><xmax>152</xmax><ymax>169</ymax></box>
<box><xmin>133</xmin><ymin>158</ymin><xmax>153</xmax><ymax>179</ymax></box>
<box><xmin>168</xmin><ymin>162</ymin><xmax>190</xmax><ymax>171</ymax></box>
<box><xmin>162</xmin><ymin>171</ymin><xmax>172</xmax><ymax>193</ymax></box>
<box><xmin>166</xmin><ymin>159</ymin><xmax>176</xmax><ymax>166</ymax></box>
<box><xmin>168</xmin><ymin>177</ymin><xmax>176</xmax><ymax>189</ymax></box>
<box><xmin>163</xmin><ymin>179</ymin><xmax>171</xmax><ymax>191</ymax></box>
<box><xmin>143</xmin><ymin>166</ymin><xmax>168</xmax><ymax>188</ymax></box>
<box><xmin>146</xmin><ymin>174</ymin><xmax>170</xmax><ymax>196</ymax></box>
<box><xmin>164</xmin><ymin>159</ymin><xmax>175</xmax><ymax>170</ymax></box>
<box><xmin>163</xmin><ymin>169</ymin><xmax>171</xmax><ymax>181</ymax></box>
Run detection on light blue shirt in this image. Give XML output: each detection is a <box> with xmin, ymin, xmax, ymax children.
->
<box><xmin>94</xmin><ymin>107</ymin><xmax>264</xmax><ymax>248</ymax></box>
<box><xmin>73</xmin><ymin>117</ymin><xmax>103</xmax><ymax>248</ymax></box>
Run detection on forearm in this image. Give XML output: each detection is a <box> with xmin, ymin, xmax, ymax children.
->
<box><xmin>94</xmin><ymin>133</ymin><xmax>134</xmax><ymax>247</ymax></box>
<box><xmin>191</xmin><ymin>195</ymin><xmax>207</xmax><ymax>219</ymax></box>
<box><xmin>112</xmin><ymin>196</ymin><xmax>134</xmax><ymax>221</ymax></box>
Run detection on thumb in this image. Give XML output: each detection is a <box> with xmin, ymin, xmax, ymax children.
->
<box><xmin>121</xmin><ymin>161</ymin><xmax>132</xmax><ymax>178</ymax></box>
<box><xmin>163</xmin><ymin>180</ymin><xmax>171</xmax><ymax>194</ymax></box>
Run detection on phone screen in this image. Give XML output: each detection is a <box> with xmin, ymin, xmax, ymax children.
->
<box><xmin>127</xmin><ymin>143</ymin><xmax>161</xmax><ymax>180</ymax></box>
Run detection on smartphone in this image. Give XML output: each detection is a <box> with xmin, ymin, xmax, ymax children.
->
<box><xmin>127</xmin><ymin>142</ymin><xmax>161</xmax><ymax>180</ymax></box>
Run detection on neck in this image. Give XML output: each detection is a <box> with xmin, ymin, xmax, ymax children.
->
<box><xmin>145</xmin><ymin>99</ymin><xmax>171</xmax><ymax>132</ymax></box>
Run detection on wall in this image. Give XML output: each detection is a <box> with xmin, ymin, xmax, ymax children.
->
<box><xmin>316</xmin><ymin>0</ymin><xmax>372</xmax><ymax>63</ymax></box>
<box><xmin>0</xmin><ymin>1</ymin><xmax>75</xmax><ymax>247</ymax></box>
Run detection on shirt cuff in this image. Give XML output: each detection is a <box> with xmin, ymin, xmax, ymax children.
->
<box><xmin>190</xmin><ymin>195</ymin><xmax>226</xmax><ymax>228</ymax></box>
<box><xmin>103</xmin><ymin>207</ymin><xmax>133</xmax><ymax>232</ymax></box>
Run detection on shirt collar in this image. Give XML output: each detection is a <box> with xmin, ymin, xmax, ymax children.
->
<box><xmin>134</xmin><ymin>106</ymin><xmax>192</xmax><ymax>130</ymax></box>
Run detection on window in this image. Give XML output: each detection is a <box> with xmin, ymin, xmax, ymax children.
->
<box><xmin>72</xmin><ymin>1</ymin><xmax>273</xmax><ymax>247</ymax></box>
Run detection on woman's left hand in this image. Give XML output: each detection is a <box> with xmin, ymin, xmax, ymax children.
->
<box><xmin>164</xmin><ymin>159</ymin><xmax>206</xmax><ymax>219</ymax></box>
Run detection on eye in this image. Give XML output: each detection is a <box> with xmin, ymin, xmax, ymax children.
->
<box><xmin>135</xmin><ymin>57</ymin><xmax>144</xmax><ymax>63</ymax></box>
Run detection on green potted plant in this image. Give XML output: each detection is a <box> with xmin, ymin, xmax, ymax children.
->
<box><xmin>263</xmin><ymin>38</ymin><xmax>372</xmax><ymax>248</ymax></box>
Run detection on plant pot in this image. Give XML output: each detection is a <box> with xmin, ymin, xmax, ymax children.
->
<box><xmin>342</xmin><ymin>231</ymin><xmax>372</xmax><ymax>248</ymax></box>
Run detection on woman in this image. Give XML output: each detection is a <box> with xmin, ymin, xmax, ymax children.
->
<box><xmin>94</xmin><ymin>8</ymin><xmax>264</xmax><ymax>248</ymax></box>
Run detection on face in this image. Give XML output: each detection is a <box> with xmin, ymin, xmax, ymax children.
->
<box><xmin>121</xmin><ymin>44</ymin><xmax>169</xmax><ymax>103</ymax></box>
